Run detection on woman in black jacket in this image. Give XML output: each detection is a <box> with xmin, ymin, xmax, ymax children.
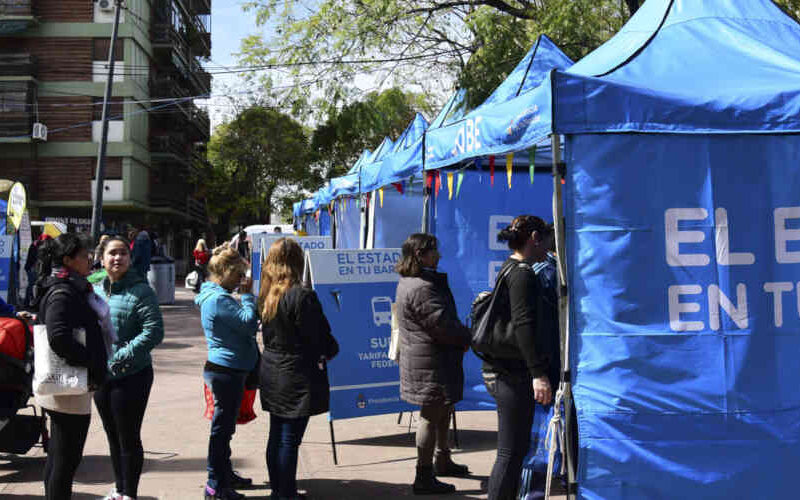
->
<box><xmin>33</xmin><ymin>233</ymin><xmax>109</xmax><ymax>500</ymax></box>
<box><xmin>257</xmin><ymin>238</ymin><xmax>338</xmax><ymax>500</ymax></box>
<box><xmin>395</xmin><ymin>233</ymin><xmax>472</xmax><ymax>495</ymax></box>
<box><xmin>485</xmin><ymin>215</ymin><xmax>554</xmax><ymax>500</ymax></box>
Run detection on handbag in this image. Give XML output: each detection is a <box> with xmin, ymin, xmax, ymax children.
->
<box><xmin>32</xmin><ymin>325</ymin><xmax>89</xmax><ymax>396</ymax></box>
<box><xmin>203</xmin><ymin>382</ymin><xmax>257</xmax><ymax>425</ymax></box>
<box><xmin>185</xmin><ymin>270</ymin><xmax>199</xmax><ymax>289</ymax></box>
<box><xmin>470</xmin><ymin>262</ymin><xmax>526</xmax><ymax>359</ymax></box>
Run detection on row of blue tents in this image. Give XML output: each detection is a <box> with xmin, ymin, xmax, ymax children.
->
<box><xmin>295</xmin><ymin>1</ymin><xmax>800</xmax><ymax>498</ymax></box>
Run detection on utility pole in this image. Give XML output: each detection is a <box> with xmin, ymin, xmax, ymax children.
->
<box><xmin>91</xmin><ymin>0</ymin><xmax>123</xmax><ymax>242</ymax></box>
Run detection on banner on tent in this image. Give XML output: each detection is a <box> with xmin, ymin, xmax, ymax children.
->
<box><xmin>307</xmin><ymin>249</ymin><xmax>415</xmax><ymax>420</ymax></box>
<box><xmin>0</xmin><ymin>236</ymin><xmax>12</xmax><ymax>302</ymax></box>
<box><xmin>251</xmin><ymin>235</ymin><xmax>332</xmax><ymax>295</ymax></box>
<box><xmin>567</xmin><ymin>134</ymin><xmax>800</xmax><ymax>499</ymax></box>
<box><xmin>431</xmin><ymin>169</ymin><xmax>554</xmax><ymax>410</ymax></box>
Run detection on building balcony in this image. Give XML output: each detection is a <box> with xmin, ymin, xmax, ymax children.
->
<box><xmin>0</xmin><ymin>52</ymin><xmax>36</xmax><ymax>77</ymax></box>
<box><xmin>0</xmin><ymin>0</ymin><xmax>37</xmax><ymax>35</ymax></box>
<box><xmin>187</xmin><ymin>59</ymin><xmax>211</xmax><ymax>95</ymax></box>
<box><xmin>0</xmin><ymin>79</ymin><xmax>36</xmax><ymax>142</ymax></box>
<box><xmin>150</xmin><ymin>134</ymin><xmax>192</xmax><ymax>163</ymax></box>
<box><xmin>187</xmin><ymin>0</ymin><xmax>210</xmax><ymax>16</ymax></box>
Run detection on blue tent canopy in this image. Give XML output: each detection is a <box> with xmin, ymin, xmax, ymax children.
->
<box><xmin>553</xmin><ymin>0</ymin><xmax>800</xmax><ymax>134</ymax></box>
<box><xmin>425</xmin><ymin>35</ymin><xmax>573</xmax><ymax>171</ymax></box>
<box><xmin>549</xmin><ymin>1</ymin><xmax>800</xmax><ymax>498</ymax></box>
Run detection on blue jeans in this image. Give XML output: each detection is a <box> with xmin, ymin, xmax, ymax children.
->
<box><xmin>204</xmin><ymin>369</ymin><xmax>246</xmax><ymax>490</ymax></box>
<box><xmin>267</xmin><ymin>414</ymin><xmax>310</xmax><ymax>499</ymax></box>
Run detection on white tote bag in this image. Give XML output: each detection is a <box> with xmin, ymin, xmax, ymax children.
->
<box><xmin>388</xmin><ymin>303</ymin><xmax>401</xmax><ymax>361</ymax></box>
<box><xmin>33</xmin><ymin>325</ymin><xmax>89</xmax><ymax>396</ymax></box>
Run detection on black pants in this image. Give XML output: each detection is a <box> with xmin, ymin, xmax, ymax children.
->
<box><xmin>485</xmin><ymin>371</ymin><xmax>535</xmax><ymax>500</ymax></box>
<box><xmin>94</xmin><ymin>365</ymin><xmax>154</xmax><ymax>498</ymax></box>
<box><xmin>44</xmin><ymin>410</ymin><xmax>91</xmax><ymax>500</ymax></box>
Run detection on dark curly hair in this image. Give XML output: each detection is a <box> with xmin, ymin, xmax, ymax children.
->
<box><xmin>497</xmin><ymin>215</ymin><xmax>552</xmax><ymax>251</ymax></box>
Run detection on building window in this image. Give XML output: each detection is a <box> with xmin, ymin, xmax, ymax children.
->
<box><xmin>92</xmin><ymin>38</ymin><xmax>124</xmax><ymax>61</ymax></box>
<box><xmin>93</xmin><ymin>97</ymin><xmax>124</xmax><ymax>121</ymax></box>
<box><xmin>0</xmin><ymin>92</ymin><xmax>26</xmax><ymax>113</ymax></box>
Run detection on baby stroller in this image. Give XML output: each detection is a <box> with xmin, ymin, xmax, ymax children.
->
<box><xmin>0</xmin><ymin>317</ymin><xmax>48</xmax><ymax>455</ymax></box>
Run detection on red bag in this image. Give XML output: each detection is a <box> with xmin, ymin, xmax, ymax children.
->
<box><xmin>0</xmin><ymin>318</ymin><xmax>30</xmax><ymax>360</ymax></box>
<box><xmin>203</xmin><ymin>383</ymin><xmax>257</xmax><ymax>425</ymax></box>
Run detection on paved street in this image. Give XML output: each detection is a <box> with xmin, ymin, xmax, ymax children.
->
<box><xmin>0</xmin><ymin>289</ymin><xmax>565</xmax><ymax>500</ymax></box>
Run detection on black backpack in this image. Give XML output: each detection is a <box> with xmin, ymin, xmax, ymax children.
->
<box><xmin>470</xmin><ymin>262</ymin><xmax>528</xmax><ymax>359</ymax></box>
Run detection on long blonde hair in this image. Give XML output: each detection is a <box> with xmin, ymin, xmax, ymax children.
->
<box><xmin>258</xmin><ymin>238</ymin><xmax>305</xmax><ymax>322</ymax></box>
<box><xmin>194</xmin><ymin>238</ymin><xmax>208</xmax><ymax>252</ymax></box>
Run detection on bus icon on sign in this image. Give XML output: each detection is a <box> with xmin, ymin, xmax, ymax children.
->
<box><xmin>371</xmin><ymin>297</ymin><xmax>393</xmax><ymax>327</ymax></box>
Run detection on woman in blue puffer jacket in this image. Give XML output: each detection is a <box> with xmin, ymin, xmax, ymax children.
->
<box><xmin>195</xmin><ymin>245</ymin><xmax>259</xmax><ymax>500</ymax></box>
<box><xmin>94</xmin><ymin>235</ymin><xmax>164</xmax><ymax>500</ymax></box>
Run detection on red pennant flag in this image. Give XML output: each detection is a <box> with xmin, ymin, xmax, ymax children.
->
<box><xmin>426</xmin><ymin>172</ymin><xmax>434</xmax><ymax>189</ymax></box>
<box><xmin>392</xmin><ymin>182</ymin><xmax>404</xmax><ymax>195</ymax></box>
<box><xmin>435</xmin><ymin>171</ymin><xmax>442</xmax><ymax>196</ymax></box>
<box><xmin>489</xmin><ymin>156</ymin><xmax>495</xmax><ymax>187</ymax></box>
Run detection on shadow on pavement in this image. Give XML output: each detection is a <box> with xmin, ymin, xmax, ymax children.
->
<box><xmin>2</xmin><ymin>495</ymin><xmax>158</xmax><ymax>500</ymax></box>
<box><xmin>336</xmin><ymin>429</ymin><xmax>497</xmax><ymax>452</ymax></box>
<box><xmin>246</xmin><ymin>478</ymin><xmax>487</xmax><ymax>500</ymax></box>
<box><xmin>158</xmin><ymin>341</ymin><xmax>195</xmax><ymax>350</ymax></box>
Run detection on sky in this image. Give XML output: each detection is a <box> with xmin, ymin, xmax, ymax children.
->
<box><xmin>201</xmin><ymin>1</ymin><xmax>453</xmax><ymax>130</ymax></box>
<box><xmin>203</xmin><ymin>1</ymin><xmax>264</xmax><ymax>128</ymax></box>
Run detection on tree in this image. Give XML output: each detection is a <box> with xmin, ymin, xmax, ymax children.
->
<box><xmin>239</xmin><ymin>0</ymin><xmax>641</xmax><ymax>114</ymax></box>
<box><xmin>311</xmin><ymin>88</ymin><xmax>434</xmax><ymax>179</ymax></box>
<box><xmin>195</xmin><ymin>106</ymin><xmax>317</xmax><ymax>228</ymax></box>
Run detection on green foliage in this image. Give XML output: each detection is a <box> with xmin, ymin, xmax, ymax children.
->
<box><xmin>195</xmin><ymin>106</ymin><xmax>317</xmax><ymax>226</ymax></box>
<box><xmin>238</xmin><ymin>1</ymin><xmax>638</xmax><ymax>115</ymax></box>
<box><xmin>458</xmin><ymin>1</ymin><xmax>628</xmax><ymax>108</ymax></box>
<box><xmin>311</xmin><ymin>88</ymin><xmax>433</xmax><ymax>179</ymax></box>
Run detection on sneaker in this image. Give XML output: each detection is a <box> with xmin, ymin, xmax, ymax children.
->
<box><xmin>204</xmin><ymin>485</ymin><xmax>245</xmax><ymax>500</ymax></box>
<box><xmin>102</xmin><ymin>489</ymin><xmax>122</xmax><ymax>500</ymax></box>
<box><xmin>230</xmin><ymin>471</ymin><xmax>253</xmax><ymax>489</ymax></box>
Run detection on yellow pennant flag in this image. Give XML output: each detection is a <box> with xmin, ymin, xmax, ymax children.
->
<box><xmin>379</xmin><ymin>187</ymin><xmax>384</xmax><ymax>207</ymax></box>
<box><xmin>506</xmin><ymin>153</ymin><xmax>514</xmax><ymax>189</ymax></box>
<box><xmin>447</xmin><ymin>172</ymin><xmax>454</xmax><ymax>200</ymax></box>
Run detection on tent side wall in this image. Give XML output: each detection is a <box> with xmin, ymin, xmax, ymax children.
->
<box><xmin>430</xmin><ymin>168</ymin><xmax>553</xmax><ymax>410</ymax></box>
<box><xmin>371</xmin><ymin>185</ymin><xmax>425</xmax><ymax>249</ymax></box>
<box><xmin>334</xmin><ymin>198</ymin><xmax>362</xmax><ymax>249</ymax></box>
<box><xmin>565</xmin><ymin>132</ymin><xmax>800</xmax><ymax>499</ymax></box>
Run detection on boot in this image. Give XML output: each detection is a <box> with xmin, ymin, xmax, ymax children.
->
<box><xmin>412</xmin><ymin>465</ymin><xmax>456</xmax><ymax>495</ymax></box>
<box><xmin>434</xmin><ymin>450</ymin><xmax>470</xmax><ymax>477</ymax></box>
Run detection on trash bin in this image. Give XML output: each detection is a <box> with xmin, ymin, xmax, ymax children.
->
<box><xmin>147</xmin><ymin>256</ymin><xmax>175</xmax><ymax>305</ymax></box>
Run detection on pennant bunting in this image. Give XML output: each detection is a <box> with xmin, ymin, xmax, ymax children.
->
<box><xmin>426</xmin><ymin>172</ymin><xmax>434</xmax><ymax>189</ymax></box>
<box><xmin>489</xmin><ymin>156</ymin><xmax>495</xmax><ymax>187</ymax></box>
<box><xmin>379</xmin><ymin>187</ymin><xmax>384</xmax><ymax>207</ymax></box>
<box><xmin>456</xmin><ymin>172</ymin><xmax>464</xmax><ymax>198</ymax></box>
<box><xmin>447</xmin><ymin>172</ymin><xmax>454</xmax><ymax>200</ymax></box>
<box><xmin>392</xmin><ymin>182</ymin><xmax>404</xmax><ymax>195</ymax></box>
<box><xmin>506</xmin><ymin>153</ymin><xmax>514</xmax><ymax>189</ymax></box>
<box><xmin>529</xmin><ymin>145</ymin><xmax>537</xmax><ymax>184</ymax></box>
<box><xmin>435</xmin><ymin>171</ymin><xmax>442</xmax><ymax>197</ymax></box>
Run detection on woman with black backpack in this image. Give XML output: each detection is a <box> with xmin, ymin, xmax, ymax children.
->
<box><xmin>484</xmin><ymin>215</ymin><xmax>555</xmax><ymax>500</ymax></box>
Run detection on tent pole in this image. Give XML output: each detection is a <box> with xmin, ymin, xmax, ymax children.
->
<box><xmin>552</xmin><ymin>134</ymin><xmax>577</xmax><ymax>500</ymax></box>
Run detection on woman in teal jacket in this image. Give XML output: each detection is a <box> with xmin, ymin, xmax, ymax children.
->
<box><xmin>94</xmin><ymin>235</ymin><xmax>164</xmax><ymax>500</ymax></box>
<box><xmin>195</xmin><ymin>245</ymin><xmax>259</xmax><ymax>500</ymax></box>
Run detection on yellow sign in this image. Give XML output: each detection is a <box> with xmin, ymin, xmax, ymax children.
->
<box><xmin>7</xmin><ymin>182</ymin><xmax>26</xmax><ymax>230</ymax></box>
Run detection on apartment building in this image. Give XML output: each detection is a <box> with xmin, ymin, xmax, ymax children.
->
<box><xmin>0</xmin><ymin>0</ymin><xmax>212</xmax><ymax>263</ymax></box>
